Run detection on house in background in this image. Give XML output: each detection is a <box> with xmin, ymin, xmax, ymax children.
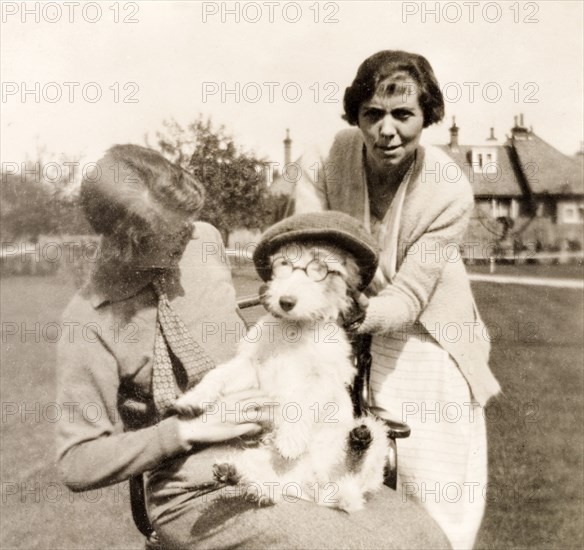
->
<box><xmin>440</xmin><ymin>115</ymin><xmax>584</xmax><ymax>256</ymax></box>
<box><xmin>268</xmin><ymin>118</ymin><xmax>584</xmax><ymax>259</ymax></box>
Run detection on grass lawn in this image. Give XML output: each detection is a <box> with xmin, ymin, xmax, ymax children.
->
<box><xmin>471</xmin><ymin>282</ymin><xmax>583</xmax><ymax>549</ymax></box>
<box><xmin>1</xmin><ymin>271</ymin><xmax>582</xmax><ymax>549</ymax></box>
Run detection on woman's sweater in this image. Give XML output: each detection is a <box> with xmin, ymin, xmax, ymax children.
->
<box><xmin>56</xmin><ymin>223</ymin><xmax>243</xmax><ymax>490</ymax></box>
<box><xmin>294</xmin><ymin>128</ymin><xmax>500</xmax><ymax>406</ymax></box>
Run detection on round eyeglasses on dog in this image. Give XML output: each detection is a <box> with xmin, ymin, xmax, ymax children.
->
<box><xmin>271</xmin><ymin>257</ymin><xmax>342</xmax><ymax>283</ymax></box>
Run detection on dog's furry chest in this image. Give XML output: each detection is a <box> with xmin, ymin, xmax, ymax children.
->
<box><xmin>250</xmin><ymin>315</ymin><xmax>355</xmax><ymax>400</ymax></box>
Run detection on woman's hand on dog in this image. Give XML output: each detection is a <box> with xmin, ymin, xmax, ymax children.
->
<box><xmin>176</xmin><ymin>389</ymin><xmax>278</xmax><ymax>446</ymax></box>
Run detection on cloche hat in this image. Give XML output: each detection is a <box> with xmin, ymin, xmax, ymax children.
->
<box><xmin>253</xmin><ymin>211</ymin><xmax>379</xmax><ymax>290</ymax></box>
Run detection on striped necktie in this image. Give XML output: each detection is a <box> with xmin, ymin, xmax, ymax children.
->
<box><xmin>151</xmin><ymin>274</ymin><xmax>216</xmax><ymax>417</ymax></box>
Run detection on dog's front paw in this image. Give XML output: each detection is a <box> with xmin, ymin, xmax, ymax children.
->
<box><xmin>246</xmin><ymin>493</ymin><xmax>275</xmax><ymax>507</ymax></box>
<box><xmin>173</xmin><ymin>389</ymin><xmax>217</xmax><ymax>417</ymax></box>
<box><xmin>213</xmin><ymin>462</ymin><xmax>241</xmax><ymax>485</ymax></box>
<box><xmin>243</xmin><ymin>484</ymin><xmax>279</xmax><ymax>507</ymax></box>
<box><xmin>245</xmin><ymin>491</ymin><xmax>275</xmax><ymax>507</ymax></box>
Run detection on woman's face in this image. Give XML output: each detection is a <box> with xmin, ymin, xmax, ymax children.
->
<box><xmin>132</xmin><ymin>218</ymin><xmax>196</xmax><ymax>270</ymax></box>
<box><xmin>357</xmin><ymin>78</ymin><xmax>425</xmax><ymax>176</ymax></box>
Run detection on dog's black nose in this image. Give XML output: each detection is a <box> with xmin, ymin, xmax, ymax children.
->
<box><xmin>279</xmin><ymin>296</ymin><xmax>297</xmax><ymax>312</ymax></box>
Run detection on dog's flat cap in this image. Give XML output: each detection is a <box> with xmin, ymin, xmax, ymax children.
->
<box><xmin>253</xmin><ymin>211</ymin><xmax>379</xmax><ymax>289</ymax></box>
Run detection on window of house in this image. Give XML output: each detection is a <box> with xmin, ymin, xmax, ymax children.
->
<box><xmin>498</xmin><ymin>200</ymin><xmax>510</xmax><ymax>218</ymax></box>
<box><xmin>492</xmin><ymin>199</ymin><xmax>511</xmax><ymax>218</ymax></box>
<box><xmin>472</xmin><ymin>151</ymin><xmax>483</xmax><ymax>172</ymax></box>
<box><xmin>563</xmin><ymin>205</ymin><xmax>578</xmax><ymax>223</ymax></box>
<box><xmin>472</xmin><ymin>148</ymin><xmax>498</xmax><ymax>174</ymax></box>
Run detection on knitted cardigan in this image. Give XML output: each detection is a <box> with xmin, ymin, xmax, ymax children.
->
<box><xmin>294</xmin><ymin>128</ymin><xmax>501</xmax><ymax>406</ymax></box>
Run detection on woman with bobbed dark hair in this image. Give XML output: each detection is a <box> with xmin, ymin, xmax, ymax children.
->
<box><xmin>56</xmin><ymin>143</ymin><xmax>450</xmax><ymax>549</ymax></box>
<box><xmin>342</xmin><ymin>50</ymin><xmax>445</xmax><ymax>128</ymax></box>
<box><xmin>294</xmin><ymin>50</ymin><xmax>500</xmax><ymax>549</ymax></box>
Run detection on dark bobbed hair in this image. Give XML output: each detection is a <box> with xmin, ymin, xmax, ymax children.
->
<box><xmin>343</xmin><ymin>50</ymin><xmax>445</xmax><ymax>128</ymax></box>
<box><xmin>80</xmin><ymin>144</ymin><xmax>205</xmax><ymax>260</ymax></box>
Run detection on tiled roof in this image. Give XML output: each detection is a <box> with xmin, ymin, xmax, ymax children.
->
<box><xmin>437</xmin><ymin>144</ymin><xmax>525</xmax><ymax>197</ymax></box>
<box><xmin>439</xmin><ymin>131</ymin><xmax>584</xmax><ymax>198</ymax></box>
<box><xmin>511</xmin><ymin>133</ymin><xmax>584</xmax><ymax>196</ymax></box>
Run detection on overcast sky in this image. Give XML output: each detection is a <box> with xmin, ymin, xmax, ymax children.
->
<box><xmin>2</xmin><ymin>1</ymin><xmax>583</xmax><ymax>170</ymax></box>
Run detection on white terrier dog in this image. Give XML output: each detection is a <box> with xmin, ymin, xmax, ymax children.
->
<box><xmin>175</xmin><ymin>224</ymin><xmax>388</xmax><ymax>512</ymax></box>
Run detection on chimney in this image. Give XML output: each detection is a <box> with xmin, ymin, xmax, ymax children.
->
<box><xmin>283</xmin><ymin>128</ymin><xmax>292</xmax><ymax>166</ymax></box>
<box><xmin>448</xmin><ymin>117</ymin><xmax>459</xmax><ymax>152</ymax></box>
<box><xmin>511</xmin><ymin>114</ymin><xmax>529</xmax><ymax>140</ymax></box>
<box><xmin>487</xmin><ymin>127</ymin><xmax>497</xmax><ymax>141</ymax></box>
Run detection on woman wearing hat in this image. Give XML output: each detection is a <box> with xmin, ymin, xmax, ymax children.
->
<box><xmin>56</xmin><ymin>144</ymin><xmax>449</xmax><ymax>548</ymax></box>
<box><xmin>293</xmin><ymin>50</ymin><xmax>501</xmax><ymax>549</ymax></box>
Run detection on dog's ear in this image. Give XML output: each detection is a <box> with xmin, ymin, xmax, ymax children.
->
<box><xmin>341</xmin><ymin>254</ymin><xmax>362</xmax><ymax>291</ymax></box>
